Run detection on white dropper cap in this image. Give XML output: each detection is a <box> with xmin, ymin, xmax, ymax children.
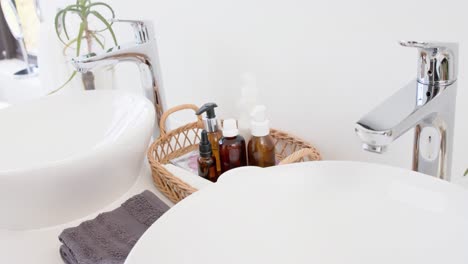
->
<box><xmin>251</xmin><ymin>105</ymin><xmax>270</xmax><ymax>137</ymax></box>
<box><xmin>223</xmin><ymin>119</ymin><xmax>239</xmax><ymax>137</ymax></box>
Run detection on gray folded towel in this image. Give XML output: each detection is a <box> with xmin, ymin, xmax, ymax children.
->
<box><xmin>59</xmin><ymin>190</ymin><xmax>169</xmax><ymax>264</ymax></box>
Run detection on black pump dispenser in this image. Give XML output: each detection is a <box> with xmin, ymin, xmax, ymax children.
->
<box><xmin>199</xmin><ymin>130</ymin><xmax>212</xmax><ymax>158</ymax></box>
<box><xmin>196</xmin><ymin>102</ymin><xmax>222</xmax><ymax>174</ymax></box>
<box><xmin>196</xmin><ymin>103</ymin><xmax>218</xmax><ymax>119</ymax></box>
<box><xmin>196</xmin><ymin>102</ymin><xmax>220</xmax><ymax>133</ymax></box>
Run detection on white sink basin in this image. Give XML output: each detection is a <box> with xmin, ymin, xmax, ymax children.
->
<box><xmin>0</xmin><ymin>90</ymin><xmax>155</xmax><ymax>230</ymax></box>
<box><xmin>126</xmin><ymin>161</ymin><xmax>468</xmax><ymax>264</ymax></box>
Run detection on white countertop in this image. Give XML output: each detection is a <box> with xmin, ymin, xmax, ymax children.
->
<box><xmin>0</xmin><ymin>160</ymin><xmax>174</xmax><ymax>264</ymax></box>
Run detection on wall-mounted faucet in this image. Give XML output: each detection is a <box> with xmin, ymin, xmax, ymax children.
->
<box><xmin>355</xmin><ymin>41</ymin><xmax>458</xmax><ymax>180</ymax></box>
<box><xmin>71</xmin><ymin>19</ymin><xmax>165</xmax><ymax>132</ymax></box>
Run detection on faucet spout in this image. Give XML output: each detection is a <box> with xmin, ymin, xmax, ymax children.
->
<box><xmin>355</xmin><ymin>41</ymin><xmax>458</xmax><ymax>180</ymax></box>
<box><xmin>356</xmin><ymin>79</ymin><xmax>429</xmax><ymax>149</ymax></box>
<box><xmin>72</xmin><ymin>43</ymin><xmax>164</xmax><ymax>124</ymax></box>
<box><xmin>355</xmin><ymin>78</ymin><xmax>457</xmax><ymax>179</ymax></box>
<box><xmin>71</xmin><ymin>51</ymin><xmax>119</xmax><ymax>73</ymax></box>
<box><xmin>70</xmin><ymin>20</ymin><xmax>165</xmax><ymax>137</ymax></box>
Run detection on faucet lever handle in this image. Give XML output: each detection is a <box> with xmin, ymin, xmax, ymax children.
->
<box><xmin>110</xmin><ymin>19</ymin><xmax>154</xmax><ymax>44</ymax></box>
<box><xmin>399</xmin><ymin>40</ymin><xmax>458</xmax><ymax>85</ymax></box>
<box><xmin>399</xmin><ymin>40</ymin><xmax>456</xmax><ymax>50</ymax></box>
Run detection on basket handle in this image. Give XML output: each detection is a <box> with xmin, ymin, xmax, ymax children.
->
<box><xmin>279</xmin><ymin>148</ymin><xmax>321</xmax><ymax>165</ymax></box>
<box><xmin>159</xmin><ymin>104</ymin><xmax>202</xmax><ymax>136</ymax></box>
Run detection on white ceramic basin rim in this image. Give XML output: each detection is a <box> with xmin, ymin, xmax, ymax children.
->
<box><xmin>0</xmin><ymin>90</ymin><xmax>155</xmax><ymax>230</ymax></box>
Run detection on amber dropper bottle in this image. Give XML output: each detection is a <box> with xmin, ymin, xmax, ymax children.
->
<box><xmin>196</xmin><ymin>103</ymin><xmax>222</xmax><ymax>175</ymax></box>
<box><xmin>198</xmin><ymin>130</ymin><xmax>218</xmax><ymax>182</ymax></box>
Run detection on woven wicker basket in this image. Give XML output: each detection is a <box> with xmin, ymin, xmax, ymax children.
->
<box><xmin>148</xmin><ymin>104</ymin><xmax>322</xmax><ymax>203</ymax></box>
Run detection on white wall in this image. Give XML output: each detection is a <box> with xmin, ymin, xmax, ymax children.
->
<box><xmin>43</xmin><ymin>0</ymin><xmax>468</xmax><ymax>184</ymax></box>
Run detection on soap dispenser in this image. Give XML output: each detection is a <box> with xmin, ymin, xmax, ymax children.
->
<box><xmin>247</xmin><ymin>105</ymin><xmax>276</xmax><ymax>167</ymax></box>
<box><xmin>198</xmin><ymin>130</ymin><xmax>218</xmax><ymax>182</ymax></box>
<box><xmin>219</xmin><ymin>119</ymin><xmax>247</xmax><ymax>173</ymax></box>
<box><xmin>196</xmin><ymin>103</ymin><xmax>222</xmax><ymax>174</ymax></box>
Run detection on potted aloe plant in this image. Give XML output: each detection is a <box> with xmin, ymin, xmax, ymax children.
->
<box><xmin>52</xmin><ymin>0</ymin><xmax>118</xmax><ymax>93</ymax></box>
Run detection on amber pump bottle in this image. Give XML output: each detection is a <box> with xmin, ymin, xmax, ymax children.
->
<box><xmin>219</xmin><ymin>119</ymin><xmax>247</xmax><ymax>173</ymax></box>
<box><xmin>247</xmin><ymin>105</ymin><xmax>276</xmax><ymax>167</ymax></box>
<box><xmin>198</xmin><ymin>130</ymin><xmax>218</xmax><ymax>182</ymax></box>
<box><xmin>196</xmin><ymin>103</ymin><xmax>222</xmax><ymax>175</ymax></box>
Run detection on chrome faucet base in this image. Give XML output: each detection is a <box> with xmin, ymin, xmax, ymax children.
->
<box><xmin>412</xmin><ymin>82</ymin><xmax>457</xmax><ymax>179</ymax></box>
<box><xmin>355</xmin><ymin>41</ymin><xmax>458</xmax><ymax>180</ymax></box>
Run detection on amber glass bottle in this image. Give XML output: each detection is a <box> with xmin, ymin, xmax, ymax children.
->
<box><xmin>207</xmin><ymin>130</ymin><xmax>222</xmax><ymax>173</ymax></box>
<box><xmin>219</xmin><ymin>119</ymin><xmax>247</xmax><ymax>173</ymax></box>
<box><xmin>198</xmin><ymin>130</ymin><xmax>218</xmax><ymax>182</ymax></box>
<box><xmin>248</xmin><ymin>136</ymin><xmax>276</xmax><ymax>167</ymax></box>
<box><xmin>247</xmin><ymin>105</ymin><xmax>276</xmax><ymax>167</ymax></box>
<box><xmin>196</xmin><ymin>103</ymin><xmax>222</xmax><ymax>175</ymax></box>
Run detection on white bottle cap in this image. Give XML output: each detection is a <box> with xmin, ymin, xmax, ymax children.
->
<box><xmin>223</xmin><ymin>119</ymin><xmax>239</xmax><ymax>137</ymax></box>
<box><xmin>250</xmin><ymin>105</ymin><xmax>270</xmax><ymax>137</ymax></box>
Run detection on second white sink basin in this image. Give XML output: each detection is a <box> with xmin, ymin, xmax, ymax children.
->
<box><xmin>126</xmin><ymin>161</ymin><xmax>468</xmax><ymax>264</ymax></box>
<box><xmin>0</xmin><ymin>90</ymin><xmax>155</xmax><ymax>230</ymax></box>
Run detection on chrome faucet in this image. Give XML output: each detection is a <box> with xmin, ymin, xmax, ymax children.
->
<box><xmin>355</xmin><ymin>41</ymin><xmax>458</xmax><ymax>180</ymax></box>
<box><xmin>71</xmin><ymin>19</ymin><xmax>165</xmax><ymax>127</ymax></box>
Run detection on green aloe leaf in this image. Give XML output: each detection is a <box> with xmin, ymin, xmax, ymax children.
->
<box><xmin>106</xmin><ymin>26</ymin><xmax>118</xmax><ymax>46</ymax></box>
<box><xmin>61</xmin><ymin>7</ymin><xmax>85</xmax><ymax>41</ymax></box>
<box><xmin>89</xmin><ymin>10</ymin><xmax>118</xmax><ymax>46</ymax></box>
<box><xmin>54</xmin><ymin>9</ymin><xmax>67</xmax><ymax>44</ymax></box>
<box><xmin>63</xmin><ymin>37</ymin><xmax>78</xmax><ymax>54</ymax></box>
<box><xmin>54</xmin><ymin>5</ymin><xmax>82</xmax><ymax>44</ymax></box>
<box><xmin>90</xmin><ymin>32</ymin><xmax>105</xmax><ymax>49</ymax></box>
<box><xmin>76</xmin><ymin>22</ymin><xmax>85</xmax><ymax>56</ymax></box>
<box><xmin>54</xmin><ymin>0</ymin><xmax>118</xmax><ymax>91</ymax></box>
<box><xmin>85</xmin><ymin>2</ymin><xmax>115</xmax><ymax>17</ymax></box>
<box><xmin>85</xmin><ymin>2</ymin><xmax>115</xmax><ymax>32</ymax></box>
<box><xmin>49</xmin><ymin>71</ymin><xmax>78</xmax><ymax>95</ymax></box>
<box><xmin>61</xmin><ymin>9</ymin><xmax>70</xmax><ymax>40</ymax></box>
<box><xmin>62</xmin><ymin>37</ymin><xmax>91</xmax><ymax>55</ymax></box>
<box><xmin>465</xmin><ymin>169</ymin><xmax>468</xmax><ymax>176</ymax></box>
